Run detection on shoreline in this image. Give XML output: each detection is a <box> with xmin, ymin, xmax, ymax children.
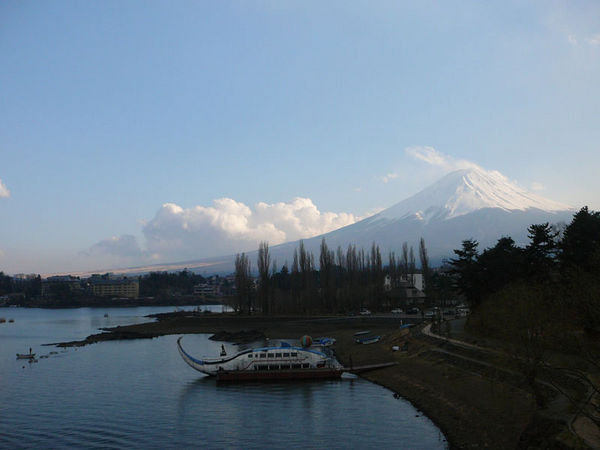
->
<box><xmin>47</xmin><ymin>313</ymin><xmax>574</xmax><ymax>449</ymax></box>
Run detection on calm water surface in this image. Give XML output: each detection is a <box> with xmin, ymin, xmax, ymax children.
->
<box><xmin>0</xmin><ymin>307</ymin><xmax>447</xmax><ymax>449</ymax></box>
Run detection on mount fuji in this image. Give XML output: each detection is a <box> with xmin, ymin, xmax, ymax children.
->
<box><xmin>256</xmin><ymin>167</ymin><xmax>574</xmax><ymax>268</ymax></box>
<box><xmin>92</xmin><ymin>167</ymin><xmax>576</xmax><ymax>276</ymax></box>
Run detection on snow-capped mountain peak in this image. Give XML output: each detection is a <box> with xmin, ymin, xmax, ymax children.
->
<box><xmin>378</xmin><ymin>167</ymin><xmax>571</xmax><ymax>223</ymax></box>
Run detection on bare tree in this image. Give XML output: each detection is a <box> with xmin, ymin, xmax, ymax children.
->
<box><xmin>234</xmin><ymin>253</ymin><xmax>251</xmax><ymax>314</ymax></box>
<box><xmin>419</xmin><ymin>237</ymin><xmax>429</xmax><ymax>294</ymax></box>
<box><xmin>409</xmin><ymin>245</ymin><xmax>416</xmax><ymax>285</ymax></box>
<box><xmin>319</xmin><ymin>238</ymin><xmax>335</xmax><ymax>312</ymax></box>
<box><xmin>402</xmin><ymin>242</ymin><xmax>409</xmax><ymax>280</ymax></box>
<box><xmin>257</xmin><ymin>241</ymin><xmax>271</xmax><ymax>314</ymax></box>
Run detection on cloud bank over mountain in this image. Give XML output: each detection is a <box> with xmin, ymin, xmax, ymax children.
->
<box><xmin>87</xmin><ymin>197</ymin><xmax>370</xmax><ymax>264</ymax></box>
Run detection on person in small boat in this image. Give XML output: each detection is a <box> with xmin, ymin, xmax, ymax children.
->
<box><xmin>29</xmin><ymin>347</ymin><xmax>32</xmax><ymax>355</ymax></box>
<box><xmin>220</xmin><ymin>345</ymin><xmax>227</xmax><ymax>357</ymax></box>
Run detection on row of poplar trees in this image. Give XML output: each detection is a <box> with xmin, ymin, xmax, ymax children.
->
<box><xmin>234</xmin><ymin>237</ymin><xmax>429</xmax><ymax>315</ymax></box>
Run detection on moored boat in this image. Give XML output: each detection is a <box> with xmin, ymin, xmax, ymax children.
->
<box><xmin>177</xmin><ymin>336</ymin><xmax>343</xmax><ymax>381</ymax></box>
<box><xmin>16</xmin><ymin>353</ymin><xmax>36</xmax><ymax>359</ymax></box>
<box><xmin>354</xmin><ymin>335</ymin><xmax>381</xmax><ymax>345</ymax></box>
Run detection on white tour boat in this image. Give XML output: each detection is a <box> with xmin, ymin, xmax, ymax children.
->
<box><xmin>177</xmin><ymin>336</ymin><xmax>343</xmax><ymax>381</ymax></box>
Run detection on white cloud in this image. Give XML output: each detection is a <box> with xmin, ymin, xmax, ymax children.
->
<box><xmin>405</xmin><ymin>146</ymin><xmax>481</xmax><ymax>171</ymax></box>
<box><xmin>141</xmin><ymin>197</ymin><xmax>369</xmax><ymax>261</ymax></box>
<box><xmin>86</xmin><ymin>234</ymin><xmax>143</xmax><ymax>258</ymax></box>
<box><xmin>585</xmin><ymin>33</ymin><xmax>600</xmax><ymax>46</ymax></box>
<box><xmin>0</xmin><ymin>179</ymin><xmax>10</xmax><ymax>198</ymax></box>
<box><xmin>567</xmin><ymin>34</ymin><xmax>578</xmax><ymax>45</ymax></box>
<box><xmin>380</xmin><ymin>173</ymin><xmax>399</xmax><ymax>184</ymax></box>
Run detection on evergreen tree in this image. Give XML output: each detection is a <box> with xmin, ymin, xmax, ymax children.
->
<box><xmin>560</xmin><ymin>206</ymin><xmax>600</xmax><ymax>272</ymax></box>
<box><xmin>478</xmin><ymin>236</ymin><xmax>524</xmax><ymax>295</ymax></box>
<box><xmin>449</xmin><ymin>239</ymin><xmax>481</xmax><ymax>307</ymax></box>
<box><xmin>525</xmin><ymin>223</ymin><xmax>558</xmax><ymax>280</ymax></box>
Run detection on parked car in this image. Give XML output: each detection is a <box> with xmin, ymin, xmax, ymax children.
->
<box><xmin>359</xmin><ymin>308</ymin><xmax>371</xmax><ymax>316</ymax></box>
<box><xmin>391</xmin><ymin>308</ymin><xmax>404</xmax><ymax>314</ymax></box>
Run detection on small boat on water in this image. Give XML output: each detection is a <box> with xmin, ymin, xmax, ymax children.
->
<box><xmin>355</xmin><ymin>335</ymin><xmax>381</xmax><ymax>345</ymax></box>
<box><xmin>177</xmin><ymin>336</ymin><xmax>343</xmax><ymax>381</ymax></box>
<box><xmin>16</xmin><ymin>353</ymin><xmax>36</xmax><ymax>360</ymax></box>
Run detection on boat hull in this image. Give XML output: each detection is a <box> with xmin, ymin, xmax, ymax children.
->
<box><xmin>216</xmin><ymin>367</ymin><xmax>343</xmax><ymax>381</ymax></box>
<box><xmin>354</xmin><ymin>336</ymin><xmax>381</xmax><ymax>345</ymax></box>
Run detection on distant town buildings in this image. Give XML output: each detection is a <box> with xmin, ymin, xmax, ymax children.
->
<box><xmin>193</xmin><ymin>275</ymin><xmax>235</xmax><ymax>298</ymax></box>
<box><xmin>39</xmin><ymin>274</ymin><xmax>139</xmax><ymax>298</ymax></box>
<box><xmin>33</xmin><ymin>272</ymin><xmax>234</xmax><ymax>300</ymax></box>
<box><xmin>41</xmin><ymin>275</ymin><xmax>82</xmax><ymax>297</ymax></box>
<box><xmin>384</xmin><ymin>273</ymin><xmax>427</xmax><ymax>306</ymax></box>
<box><xmin>86</xmin><ymin>274</ymin><xmax>139</xmax><ymax>298</ymax></box>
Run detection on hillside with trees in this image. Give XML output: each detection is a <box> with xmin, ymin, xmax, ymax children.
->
<box><xmin>449</xmin><ymin>206</ymin><xmax>600</xmax><ymax>428</ymax></box>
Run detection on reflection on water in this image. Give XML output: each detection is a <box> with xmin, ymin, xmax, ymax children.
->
<box><xmin>0</xmin><ymin>306</ymin><xmax>447</xmax><ymax>449</ymax></box>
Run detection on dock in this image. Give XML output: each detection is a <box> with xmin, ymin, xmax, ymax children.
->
<box><xmin>343</xmin><ymin>362</ymin><xmax>397</xmax><ymax>374</ymax></box>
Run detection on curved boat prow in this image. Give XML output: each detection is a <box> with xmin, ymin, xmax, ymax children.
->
<box><xmin>177</xmin><ymin>336</ymin><xmax>210</xmax><ymax>375</ymax></box>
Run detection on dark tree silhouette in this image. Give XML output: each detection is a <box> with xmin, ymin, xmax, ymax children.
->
<box><xmin>448</xmin><ymin>239</ymin><xmax>481</xmax><ymax>307</ymax></box>
<box><xmin>257</xmin><ymin>241</ymin><xmax>271</xmax><ymax>314</ymax></box>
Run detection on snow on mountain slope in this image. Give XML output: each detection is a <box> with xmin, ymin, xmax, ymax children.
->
<box><xmin>378</xmin><ymin>167</ymin><xmax>571</xmax><ymax>223</ymax></box>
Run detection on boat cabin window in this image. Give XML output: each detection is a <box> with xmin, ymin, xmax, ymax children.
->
<box><xmin>292</xmin><ymin>364</ymin><xmax>301</xmax><ymax>369</ymax></box>
<box><xmin>283</xmin><ymin>353</ymin><xmax>290</xmax><ymax>357</ymax></box>
<box><xmin>269</xmin><ymin>365</ymin><xmax>278</xmax><ymax>370</ymax></box>
<box><xmin>248</xmin><ymin>354</ymin><xmax>253</xmax><ymax>358</ymax></box>
<box><xmin>275</xmin><ymin>353</ymin><xmax>282</xmax><ymax>357</ymax></box>
<box><xmin>268</xmin><ymin>353</ymin><xmax>274</xmax><ymax>358</ymax></box>
<box><xmin>260</xmin><ymin>354</ymin><xmax>266</xmax><ymax>358</ymax></box>
<box><xmin>291</xmin><ymin>352</ymin><xmax>297</xmax><ymax>357</ymax></box>
<box><xmin>302</xmin><ymin>363</ymin><xmax>309</xmax><ymax>369</ymax></box>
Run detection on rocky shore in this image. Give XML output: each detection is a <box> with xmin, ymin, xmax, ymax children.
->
<box><xmin>48</xmin><ymin>312</ymin><xmax>591</xmax><ymax>449</ymax></box>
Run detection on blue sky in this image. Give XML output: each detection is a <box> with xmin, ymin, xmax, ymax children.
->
<box><xmin>1</xmin><ymin>1</ymin><xmax>599</xmax><ymax>274</ymax></box>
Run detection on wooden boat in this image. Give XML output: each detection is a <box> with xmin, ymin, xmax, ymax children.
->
<box><xmin>16</xmin><ymin>353</ymin><xmax>36</xmax><ymax>359</ymax></box>
<box><xmin>354</xmin><ymin>335</ymin><xmax>381</xmax><ymax>345</ymax></box>
<box><xmin>177</xmin><ymin>336</ymin><xmax>343</xmax><ymax>381</ymax></box>
<box><xmin>353</xmin><ymin>330</ymin><xmax>370</xmax><ymax>336</ymax></box>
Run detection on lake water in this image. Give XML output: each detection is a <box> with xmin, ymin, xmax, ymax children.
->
<box><xmin>0</xmin><ymin>307</ymin><xmax>447</xmax><ymax>449</ymax></box>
